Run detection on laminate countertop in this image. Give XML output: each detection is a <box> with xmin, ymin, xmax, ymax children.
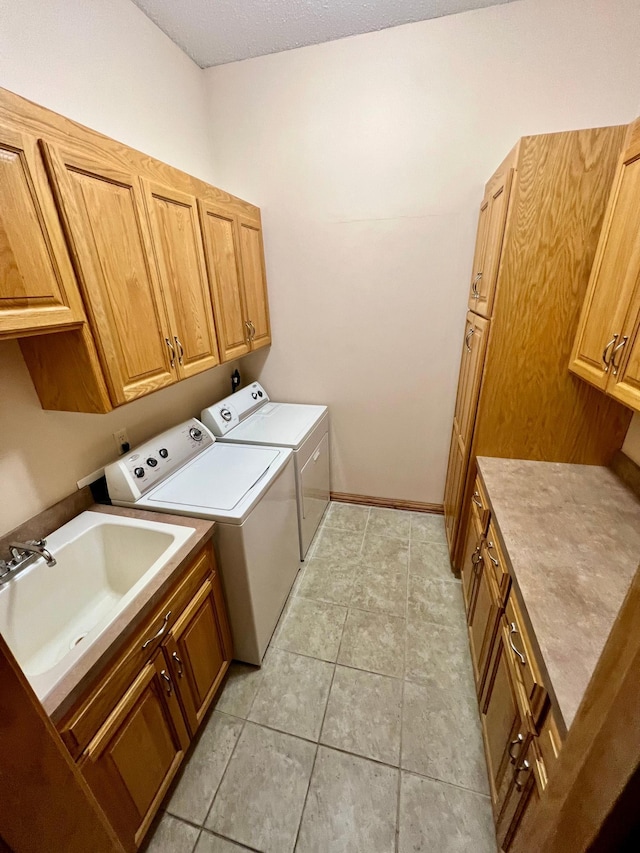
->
<box><xmin>476</xmin><ymin>457</ymin><xmax>640</xmax><ymax>730</ymax></box>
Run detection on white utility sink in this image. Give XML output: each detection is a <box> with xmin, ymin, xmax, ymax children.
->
<box><xmin>0</xmin><ymin>511</ymin><xmax>195</xmax><ymax>703</ymax></box>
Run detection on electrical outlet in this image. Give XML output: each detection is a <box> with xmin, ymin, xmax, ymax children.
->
<box><xmin>113</xmin><ymin>427</ymin><xmax>129</xmax><ymax>455</ymax></box>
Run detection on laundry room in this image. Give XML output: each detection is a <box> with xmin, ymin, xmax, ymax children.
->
<box><xmin>1</xmin><ymin>1</ymin><xmax>640</xmax><ymax>852</ymax></box>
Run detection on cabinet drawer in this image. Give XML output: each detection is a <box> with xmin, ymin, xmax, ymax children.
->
<box><xmin>484</xmin><ymin>521</ymin><xmax>510</xmax><ymax>603</ymax></box>
<box><xmin>58</xmin><ymin>543</ymin><xmax>214</xmax><ymax>758</ymax></box>
<box><xmin>504</xmin><ymin>594</ymin><xmax>548</xmax><ymax>727</ymax></box>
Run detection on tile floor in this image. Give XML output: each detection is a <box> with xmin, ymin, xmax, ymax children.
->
<box><xmin>145</xmin><ymin>503</ymin><xmax>498</xmax><ymax>853</ymax></box>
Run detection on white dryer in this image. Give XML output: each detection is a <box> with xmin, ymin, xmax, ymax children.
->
<box><xmin>104</xmin><ymin>418</ymin><xmax>300</xmax><ymax>664</ymax></box>
<box><xmin>201</xmin><ymin>383</ymin><xmax>329</xmax><ymax>559</ymax></box>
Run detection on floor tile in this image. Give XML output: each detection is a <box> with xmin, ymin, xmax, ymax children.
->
<box><xmin>409</xmin><ymin>540</ymin><xmax>454</xmax><ymax>580</ymax></box>
<box><xmin>297</xmin><ymin>556</ymin><xmax>359</xmax><ymax>605</ymax></box>
<box><xmin>320</xmin><ymin>666</ymin><xmax>402</xmax><ymax>764</ymax></box>
<box><xmin>206</xmin><ymin>722</ymin><xmax>315</xmax><ymax>853</ymax></box>
<box><xmin>313</xmin><ymin>527</ymin><xmax>365</xmax><ymax>560</ymax></box>
<box><xmin>405</xmin><ymin>619</ymin><xmax>475</xmax><ymax>693</ymax></box>
<box><xmin>360</xmin><ymin>534</ymin><xmax>409</xmax><ymax>573</ymax></box>
<box><xmin>366</xmin><ymin>507</ymin><xmax>412</xmax><ymax>540</ymax></box>
<box><xmin>402</xmin><ymin>681</ymin><xmax>489</xmax><ymax>793</ymax></box>
<box><xmin>274</xmin><ymin>597</ymin><xmax>347</xmax><ymax>661</ymax></box>
<box><xmin>296</xmin><ymin>746</ymin><xmax>398</xmax><ymax>853</ymax></box>
<box><xmin>195</xmin><ymin>830</ymin><xmax>253</xmax><ymax>852</ymax></box>
<box><xmin>324</xmin><ymin>502</ymin><xmax>370</xmax><ymax>532</ymax></box>
<box><xmin>399</xmin><ymin>772</ymin><xmax>496</xmax><ymax>853</ymax></box>
<box><xmin>350</xmin><ymin>566</ymin><xmax>407</xmax><ymax>617</ymax></box>
<box><xmin>214</xmin><ymin>662</ymin><xmax>263</xmax><ymax>718</ymax></box>
<box><xmin>338</xmin><ymin>608</ymin><xmax>405</xmax><ymax>677</ymax></box>
<box><xmin>410</xmin><ymin>512</ymin><xmax>447</xmax><ymax>544</ymax></box>
<box><xmin>167</xmin><ymin>711</ymin><xmax>244</xmax><ymax>825</ymax></box>
<box><xmin>248</xmin><ymin>648</ymin><xmax>334</xmax><ymax>740</ymax></box>
<box><xmin>146</xmin><ymin>814</ymin><xmax>200</xmax><ymax>853</ymax></box>
<box><xmin>407</xmin><ymin>576</ymin><xmax>466</xmax><ymax>628</ymax></box>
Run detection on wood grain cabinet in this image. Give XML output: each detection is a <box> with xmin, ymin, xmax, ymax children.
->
<box><xmin>57</xmin><ymin>542</ymin><xmax>232</xmax><ymax>852</ymax></box>
<box><xmin>571</xmin><ymin>116</ymin><xmax>640</xmax><ymax>412</ymax></box>
<box><xmin>199</xmin><ymin>200</ymin><xmax>271</xmax><ymax>361</ymax></box>
<box><xmin>0</xmin><ymin>123</ymin><xmax>85</xmax><ymax>338</ymax></box>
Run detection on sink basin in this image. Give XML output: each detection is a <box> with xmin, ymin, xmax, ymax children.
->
<box><xmin>0</xmin><ymin>511</ymin><xmax>195</xmax><ymax>702</ymax></box>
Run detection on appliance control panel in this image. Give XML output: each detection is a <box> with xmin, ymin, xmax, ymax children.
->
<box><xmin>104</xmin><ymin>418</ymin><xmax>214</xmax><ymax>502</ymax></box>
<box><xmin>201</xmin><ymin>382</ymin><xmax>270</xmax><ymax>436</ymax></box>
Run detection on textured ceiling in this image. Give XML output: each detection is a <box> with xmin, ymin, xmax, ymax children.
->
<box><xmin>131</xmin><ymin>0</ymin><xmax>518</xmax><ymax>67</ymax></box>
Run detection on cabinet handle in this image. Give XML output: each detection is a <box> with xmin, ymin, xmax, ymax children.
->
<box><xmin>248</xmin><ymin>320</ymin><xmax>256</xmax><ymax>340</ymax></box>
<box><xmin>471</xmin><ymin>272</ymin><xmax>482</xmax><ymax>299</ymax></box>
<box><xmin>172</xmin><ymin>651</ymin><xmax>184</xmax><ymax>677</ymax></box>
<box><xmin>160</xmin><ymin>669</ymin><xmax>173</xmax><ymax>696</ymax></box>
<box><xmin>465</xmin><ymin>326</ymin><xmax>475</xmax><ymax>353</ymax></box>
<box><xmin>509</xmin><ymin>622</ymin><xmax>526</xmax><ymax>665</ymax></box>
<box><xmin>514</xmin><ymin>758</ymin><xmax>530</xmax><ymax>791</ymax></box>
<box><xmin>611</xmin><ymin>335</ymin><xmax>628</xmax><ymax>376</ymax></box>
<box><xmin>486</xmin><ymin>541</ymin><xmax>499</xmax><ymax>567</ymax></box>
<box><xmin>245</xmin><ymin>320</ymin><xmax>252</xmax><ymax>344</ymax></box>
<box><xmin>602</xmin><ymin>334</ymin><xmax>618</xmax><ymax>372</ymax></box>
<box><xmin>509</xmin><ymin>733</ymin><xmax>524</xmax><ymax>764</ymax></box>
<box><xmin>472</xmin><ymin>491</ymin><xmax>483</xmax><ymax>509</ymax></box>
<box><xmin>165</xmin><ymin>337</ymin><xmax>176</xmax><ymax>369</ymax></box>
<box><xmin>471</xmin><ymin>542</ymin><xmax>484</xmax><ymax>575</ymax></box>
<box><xmin>141</xmin><ymin>611</ymin><xmax>172</xmax><ymax>649</ymax></box>
<box><xmin>174</xmin><ymin>336</ymin><xmax>185</xmax><ymax>365</ymax></box>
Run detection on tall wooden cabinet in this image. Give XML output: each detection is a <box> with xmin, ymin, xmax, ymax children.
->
<box><xmin>444</xmin><ymin>126</ymin><xmax>632</xmax><ymax>570</ymax></box>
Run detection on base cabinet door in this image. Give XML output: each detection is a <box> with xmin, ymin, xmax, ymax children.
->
<box><xmin>467</xmin><ymin>541</ymin><xmax>500</xmax><ymax>694</ymax></box>
<box><xmin>79</xmin><ymin>652</ymin><xmax>190</xmax><ymax>852</ymax></box>
<box><xmin>461</xmin><ymin>507</ymin><xmax>485</xmax><ymax>615</ymax></box>
<box><xmin>164</xmin><ymin>572</ymin><xmax>232</xmax><ymax>736</ymax></box>
<box><xmin>497</xmin><ymin>740</ymin><xmax>543</xmax><ymax>851</ymax></box>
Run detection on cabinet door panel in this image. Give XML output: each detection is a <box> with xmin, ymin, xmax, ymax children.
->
<box><xmin>238</xmin><ymin>216</ymin><xmax>271</xmax><ymax>349</ymax></box>
<box><xmin>468</xmin><ymin>553</ymin><xmax>500</xmax><ymax>695</ymax></box>
<box><xmin>472</xmin><ymin>171</ymin><xmax>513</xmax><ymax>318</ymax></box>
<box><xmin>452</xmin><ymin>313</ymin><xmax>490</xmax><ymax>454</ymax></box>
<box><xmin>570</xmin><ymin>144</ymin><xmax>640</xmax><ymax>389</ymax></box>
<box><xmin>42</xmin><ymin>142</ymin><xmax>176</xmax><ymax>404</ymax></box>
<box><xmin>461</xmin><ymin>506</ymin><xmax>484</xmax><ymax>615</ymax></box>
<box><xmin>0</xmin><ymin>127</ymin><xmax>83</xmax><ymax>336</ymax></box>
<box><xmin>80</xmin><ymin>652</ymin><xmax>189</xmax><ymax>852</ymax></box>
<box><xmin>443</xmin><ymin>427</ymin><xmax>465</xmax><ymax>552</ymax></box>
<box><xmin>198</xmin><ymin>200</ymin><xmax>250</xmax><ymax>361</ymax></box>
<box><xmin>467</xmin><ymin>196</ymin><xmax>490</xmax><ymax>309</ymax></box>
<box><xmin>142</xmin><ymin>180</ymin><xmax>219</xmax><ymax>379</ymax></box>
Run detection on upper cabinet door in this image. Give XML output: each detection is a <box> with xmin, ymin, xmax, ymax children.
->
<box><xmin>198</xmin><ymin>200</ymin><xmax>250</xmax><ymax>362</ymax></box>
<box><xmin>142</xmin><ymin>180</ymin><xmax>220</xmax><ymax>379</ymax></box>
<box><xmin>41</xmin><ymin>142</ymin><xmax>177</xmax><ymax>405</ymax></box>
<box><xmin>237</xmin><ymin>215</ymin><xmax>271</xmax><ymax>350</ymax></box>
<box><xmin>470</xmin><ymin>170</ymin><xmax>514</xmax><ymax>318</ymax></box>
<box><xmin>467</xmin><ymin>196</ymin><xmax>490</xmax><ymax>310</ymax></box>
<box><xmin>570</xmin><ymin>125</ymin><xmax>640</xmax><ymax>391</ymax></box>
<box><xmin>0</xmin><ymin>126</ymin><xmax>84</xmax><ymax>337</ymax></box>
<box><xmin>606</xmin><ymin>280</ymin><xmax>640</xmax><ymax>409</ymax></box>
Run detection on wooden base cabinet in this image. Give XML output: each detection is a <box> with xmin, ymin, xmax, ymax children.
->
<box><xmin>58</xmin><ymin>542</ymin><xmax>232</xmax><ymax>852</ymax></box>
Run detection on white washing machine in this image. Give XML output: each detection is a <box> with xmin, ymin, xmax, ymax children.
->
<box><xmin>201</xmin><ymin>382</ymin><xmax>330</xmax><ymax>559</ymax></box>
<box><xmin>104</xmin><ymin>418</ymin><xmax>300</xmax><ymax>664</ymax></box>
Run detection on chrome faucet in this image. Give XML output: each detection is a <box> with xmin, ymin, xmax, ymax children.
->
<box><xmin>0</xmin><ymin>538</ymin><xmax>57</xmax><ymax>585</ymax></box>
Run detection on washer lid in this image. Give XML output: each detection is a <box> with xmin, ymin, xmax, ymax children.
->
<box><xmin>146</xmin><ymin>443</ymin><xmax>281</xmax><ymax>511</ymax></box>
<box><xmin>220</xmin><ymin>402</ymin><xmax>328</xmax><ymax>448</ymax></box>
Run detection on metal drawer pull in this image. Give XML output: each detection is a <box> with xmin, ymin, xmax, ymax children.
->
<box><xmin>471</xmin><ymin>544</ymin><xmax>483</xmax><ymax>575</ymax></box>
<box><xmin>465</xmin><ymin>326</ymin><xmax>475</xmax><ymax>353</ymax></box>
<box><xmin>611</xmin><ymin>335</ymin><xmax>628</xmax><ymax>376</ymax></box>
<box><xmin>509</xmin><ymin>733</ymin><xmax>524</xmax><ymax>764</ymax></box>
<box><xmin>141</xmin><ymin>611</ymin><xmax>172</xmax><ymax>649</ymax></box>
<box><xmin>514</xmin><ymin>759</ymin><xmax>530</xmax><ymax>791</ymax></box>
<box><xmin>175</xmin><ymin>336</ymin><xmax>185</xmax><ymax>365</ymax></box>
<box><xmin>602</xmin><ymin>334</ymin><xmax>618</xmax><ymax>371</ymax></box>
<box><xmin>471</xmin><ymin>272</ymin><xmax>482</xmax><ymax>299</ymax></box>
<box><xmin>165</xmin><ymin>338</ymin><xmax>176</xmax><ymax>368</ymax></box>
<box><xmin>472</xmin><ymin>491</ymin><xmax>483</xmax><ymax>509</ymax></box>
<box><xmin>172</xmin><ymin>651</ymin><xmax>184</xmax><ymax>677</ymax></box>
<box><xmin>160</xmin><ymin>670</ymin><xmax>173</xmax><ymax>696</ymax></box>
<box><xmin>509</xmin><ymin>622</ymin><xmax>526</xmax><ymax>665</ymax></box>
<box><xmin>248</xmin><ymin>320</ymin><xmax>256</xmax><ymax>340</ymax></box>
<box><xmin>486</xmin><ymin>541</ymin><xmax>499</xmax><ymax>567</ymax></box>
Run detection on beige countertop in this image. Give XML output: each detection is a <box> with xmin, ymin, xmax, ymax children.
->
<box><xmin>476</xmin><ymin>457</ymin><xmax>640</xmax><ymax>730</ymax></box>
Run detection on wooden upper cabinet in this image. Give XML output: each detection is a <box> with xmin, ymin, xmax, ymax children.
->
<box><xmin>468</xmin><ymin>196</ymin><xmax>490</xmax><ymax>309</ymax></box>
<box><xmin>0</xmin><ymin>125</ymin><xmax>85</xmax><ymax>337</ymax></box>
<box><xmin>571</xmin><ymin>118</ymin><xmax>640</xmax><ymax>396</ymax></box>
<box><xmin>141</xmin><ymin>180</ymin><xmax>220</xmax><ymax>379</ymax></box>
<box><xmin>198</xmin><ymin>200</ymin><xmax>251</xmax><ymax>361</ymax></box>
<box><xmin>237</xmin><ymin>215</ymin><xmax>271</xmax><ymax>350</ymax></box>
<box><xmin>41</xmin><ymin>142</ymin><xmax>177</xmax><ymax>405</ymax></box>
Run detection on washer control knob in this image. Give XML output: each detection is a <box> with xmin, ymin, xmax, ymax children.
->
<box><xmin>220</xmin><ymin>408</ymin><xmax>232</xmax><ymax>422</ymax></box>
<box><xmin>146</xmin><ymin>457</ymin><xmax>158</xmax><ymax>467</ymax></box>
<box><xmin>252</xmin><ymin>392</ymin><xmax>258</xmax><ymax>399</ymax></box>
<box><xmin>189</xmin><ymin>427</ymin><xmax>203</xmax><ymax>441</ymax></box>
<box><xmin>258</xmin><ymin>390</ymin><xmax>263</xmax><ymax>397</ymax></box>
<box><xmin>134</xmin><ymin>467</ymin><xmax>145</xmax><ymax>479</ymax></box>
<box><xmin>158</xmin><ymin>448</ymin><xmax>169</xmax><ymax>458</ymax></box>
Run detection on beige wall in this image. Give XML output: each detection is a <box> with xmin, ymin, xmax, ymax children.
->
<box><xmin>0</xmin><ymin>0</ymin><xmax>255</xmax><ymax>536</ymax></box>
<box><xmin>204</xmin><ymin>0</ymin><xmax>640</xmax><ymax>503</ymax></box>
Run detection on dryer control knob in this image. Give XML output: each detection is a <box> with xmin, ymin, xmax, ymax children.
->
<box><xmin>134</xmin><ymin>467</ymin><xmax>145</xmax><ymax>479</ymax></box>
<box><xmin>189</xmin><ymin>427</ymin><xmax>203</xmax><ymax>441</ymax></box>
<box><xmin>220</xmin><ymin>408</ymin><xmax>232</xmax><ymax>422</ymax></box>
<box><xmin>252</xmin><ymin>392</ymin><xmax>258</xmax><ymax>399</ymax></box>
<box><xmin>159</xmin><ymin>448</ymin><xmax>169</xmax><ymax>458</ymax></box>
